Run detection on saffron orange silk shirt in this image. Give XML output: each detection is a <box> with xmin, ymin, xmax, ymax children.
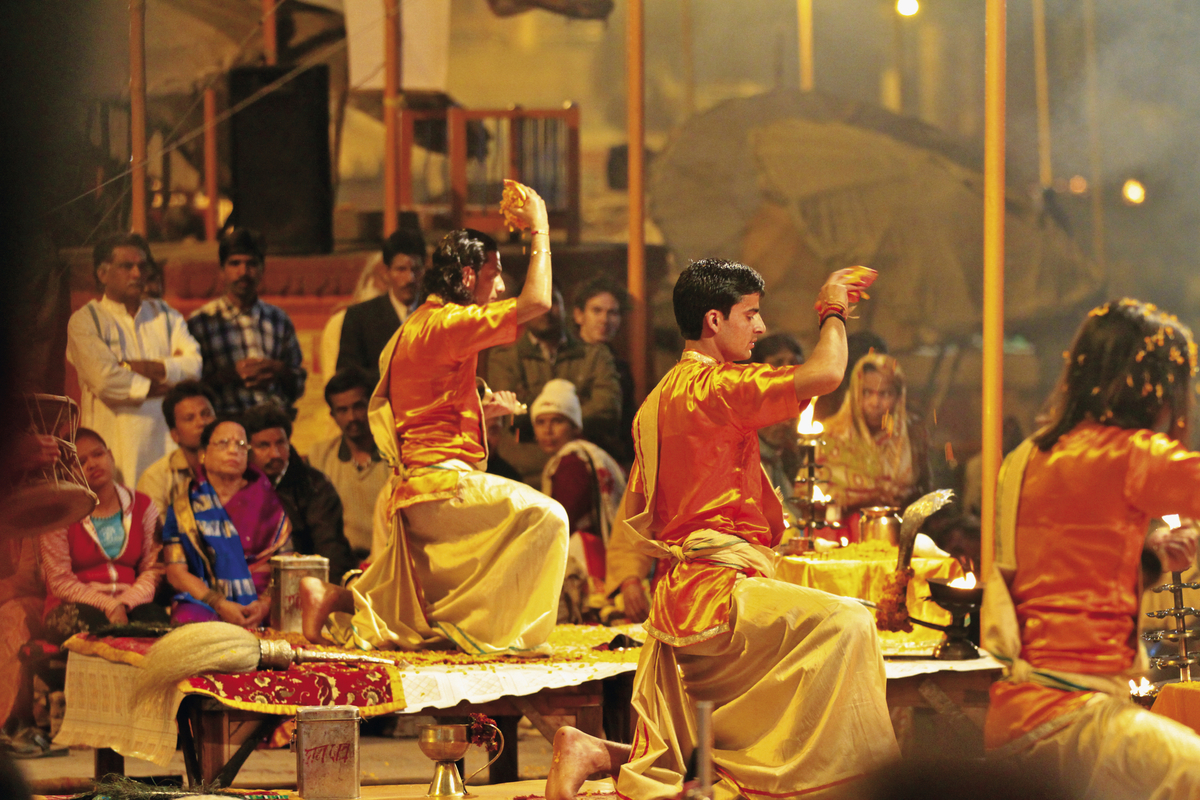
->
<box><xmin>985</xmin><ymin>422</ymin><xmax>1200</xmax><ymax>749</ymax></box>
<box><xmin>635</xmin><ymin>351</ymin><xmax>802</xmax><ymax>646</ymax></box>
<box><xmin>382</xmin><ymin>296</ymin><xmax>518</xmax><ymax>507</ymax></box>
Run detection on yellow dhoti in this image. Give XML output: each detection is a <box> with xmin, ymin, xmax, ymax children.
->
<box><xmin>328</xmin><ymin>464</ymin><xmax>569</xmax><ymax>654</ymax></box>
<box><xmin>991</xmin><ymin>694</ymin><xmax>1200</xmax><ymax>800</ymax></box>
<box><xmin>617</xmin><ymin>576</ymin><xmax>899</xmax><ymax>800</ymax></box>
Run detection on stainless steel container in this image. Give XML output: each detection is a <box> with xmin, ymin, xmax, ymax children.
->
<box><xmin>270</xmin><ymin>554</ymin><xmax>329</xmax><ymax>632</ymax></box>
<box><xmin>859</xmin><ymin>506</ymin><xmax>902</xmax><ymax>545</ymax></box>
<box><xmin>295</xmin><ymin>705</ymin><xmax>360</xmax><ymax>799</ymax></box>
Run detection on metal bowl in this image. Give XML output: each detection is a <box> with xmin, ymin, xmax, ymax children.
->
<box><xmin>927</xmin><ymin>576</ymin><xmax>984</xmax><ymax>609</ymax></box>
<box><xmin>418</xmin><ymin>724</ymin><xmax>471</xmax><ymax>762</ymax></box>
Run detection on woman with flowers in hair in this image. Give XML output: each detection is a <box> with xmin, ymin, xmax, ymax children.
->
<box><xmin>818</xmin><ymin>352</ymin><xmax>930</xmax><ymax>517</ymax></box>
<box><xmin>983</xmin><ymin>299</ymin><xmax>1200</xmax><ymax>798</ymax></box>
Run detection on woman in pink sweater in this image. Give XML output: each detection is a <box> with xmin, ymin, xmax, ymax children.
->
<box><xmin>38</xmin><ymin>428</ymin><xmax>167</xmax><ymax>642</ymax></box>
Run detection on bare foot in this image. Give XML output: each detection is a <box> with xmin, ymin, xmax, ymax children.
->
<box><xmin>546</xmin><ymin>726</ymin><xmax>630</xmax><ymax>800</ymax></box>
<box><xmin>300</xmin><ymin>577</ymin><xmax>351</xmax><ymax>644</ymax></box>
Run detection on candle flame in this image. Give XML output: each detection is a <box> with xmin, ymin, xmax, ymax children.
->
<box><xmin>1163</xmin><ymin>514</ymin><xmax>1181</xmax><ymax>530</ymax></box>
<box><xmin>798</xmin><ymin>403</ymin><xmax>823</xmax><ymax>435</ymax></box>
<box><xmin>948</xmin><ymin>573</ymin><xmax>977</xmax><ymax>589</ymax></box>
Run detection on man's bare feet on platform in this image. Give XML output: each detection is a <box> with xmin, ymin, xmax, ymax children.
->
<box><xmin>299</xmin><ymin>577</ymin><xmax>352</xmax><ymax>644</ymax></box>
<box><xmin>546</xmin><ymin>726</ymin><xmax>630</xmax><ymax>800</ymax></box>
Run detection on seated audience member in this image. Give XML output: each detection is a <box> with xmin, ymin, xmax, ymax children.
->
<box><xmin>338</xmin><ymin>228</ymin><xmax>426</xmax><ymax>380</ymax></box>
<box><xmin>818</xmin><ymin>352</ymin><xmax>931</xmax><ymax>517</ymax></box>
<box><xmin>308</xmin><ymin>368</ymin><xmax>390</xmax><ymax>561</ymax></box>
<box><xmin>487</xmin><ymin>284</ymin><xmax>622</xmax><ymax>483</ymax></box>
<box><xmin>162</xmin><ymin>419</ymin><xmax>292</xmax><ymax>626</ymax></box>
<box><xmin>532</xmin><ymin>379</ymin><xmax>626</xmax><ymax>598</ymax></box>
<box><xmin>814</xmin><ymin>330</ymin><xmax>888</xmax><ymax>420</ymax></box>
<box><xmin>187</xmin><ymin>228</ymin><xmax>306</xmax><ymax>417</ymax></box>
<box><xmin>38</xmin><ymin>428</ymin><xmax>166</xmax><ymax>643</ymax></box>
<box><xmin>136</xmin><ymin>381</ymin><xmax>217</xmax><ymax>524</ymax></box>
<box><xmin>67</xmin><ymin>232</ymin><xmax>203</xmax><ymax>485</ymax></box>
<box><xmin>320</xmin><ymin>259</ymin><xmax>386</xmax><ymax>391</ymax></box>
<box><xmin>244</xmin><ymin>403</ymin><xmax>355</xmax><ymax>584</ymax></box>
<box><xmin>751</xmin><ymin>333</ymin><xmax>806</xmax><ymax>518</ymax></box>
<box><xmin>571</xmin><ymin>278</ymin><xmax>634</xmax><ymax>463</ymax></box>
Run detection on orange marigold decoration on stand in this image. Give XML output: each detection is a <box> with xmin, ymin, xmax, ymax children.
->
<box><xmin>875</xmin><ymin>567</ymin><xmax>914</xmax><ymax>633</ymax></box>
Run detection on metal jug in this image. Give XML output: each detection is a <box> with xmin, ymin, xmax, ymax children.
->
<box><xmin>859</xmin><ymin>506</ymin><xmax>901</xmax><ymax>545</ymax></box>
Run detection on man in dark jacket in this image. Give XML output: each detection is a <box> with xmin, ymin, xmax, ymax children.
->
<box><xmin>337</xmin><ymin>227</ymin><xmax>426</xmax><ymax>380</ymax></box>
<box><xmin>485</xmin><ymin>286</ymin><xmax>622</xmax><ymax>484</ymax></box>
<box><xmin>242</xmin><ymin>403</ymin><xmax>357</xmax><ymax>583</ymax></box>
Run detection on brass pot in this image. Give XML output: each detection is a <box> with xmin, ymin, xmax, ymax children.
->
<box><xmin>418</xmin><ymin>723</ymin><xmax>505</xmax><ymax>798</ymax></box>
<box><xmin>860</xmin><ymin>506</ymin><xmax>901</xmax><ymax>545</ymax></box>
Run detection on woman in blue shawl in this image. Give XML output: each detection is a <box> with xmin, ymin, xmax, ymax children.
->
<box><xmin>162</xmin><ymin>418</ymin><xmax>291</xmax><ymax>626</ymax></box>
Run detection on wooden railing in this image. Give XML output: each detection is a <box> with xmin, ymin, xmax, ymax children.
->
<box><xmin>397</xmin><ymin>105</ymin><xmax>581</xmax><ymax>244</ymax></box>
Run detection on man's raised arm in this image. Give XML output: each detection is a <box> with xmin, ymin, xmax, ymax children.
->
<box><xmin>792</xmin><ymin>268</ymin><xmax>876</xmax><ymax>402</ymax></box>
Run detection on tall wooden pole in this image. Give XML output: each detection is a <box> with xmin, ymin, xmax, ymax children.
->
<box><xmin>981</xmin><ymin>0</ymin><xmax>1006</xmax><ymax>577</ymax></box>
<box><xmin>1031</xmin><ymin>0</ymin><xmax>1052</xmax><ymax>188</ymax></box>
<box><xmin>262</xmin><ymin>0</ymin><xmax>278</xmax><ymax>65</ymax></box>
<box><xmin>798</xmin><ymin>0</ymin><xmax>814</xmax><ymax>91</ymax></box>
<box><xmin>203</xmin><ymin>89</ymin><xmax>219</xmax><ymax>240</ymax></box>
<box><xmin>383</xmin><ymin>0</ymin><xmax>400</xmax><ymax>237</ymax></box>
<box><xmin>680</xmin><ymin>0</ymin><xmax>696</xmax><ymax>117</ymax></box>
<box><xmin>129</xmin><ymin>0</ymin><xmax>148</xmax><ymax>235</ymax></box>
<box><xmin>1082</xmin><ymin>0</ymin><xmax>1106</xmax><ymax>273</ymax></box>
<box><xmin>627</xmin><ymin>0</ymin><xmax>648</xmax><ymax>400</ymax></box>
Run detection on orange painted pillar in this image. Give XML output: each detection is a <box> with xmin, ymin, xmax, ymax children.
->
<box><xmin>981</xmin><ymin>0</ymin><xmax>1006</xmax><ymax>576</ymax></box>
<box><xmin>262</xmin><ymin>0</ymin><xmax>278</xmax><ymax>65</ymax></box>
<box><xmin>798</xmin><ymin>0</ymin><xmax>814</xmax><ymax>91</ymax></box>
<box><xmin>129</xmin><ymin>0</ymin><xmax>148</xmax><ymax>235</ymax></box>
<box><xmin>203</xmin><ymin>89</ymin><xmax>219</xmax><ymax>240</ymax></box>
<box><xmin>383</xmin><ymin>0</ymin><xmax>400</xmax><ymax>237</ymax></box>
<box><xmin>627</xmin><ymin>0</ymin><xmax>647</xmax><ymax>401</ymax></box>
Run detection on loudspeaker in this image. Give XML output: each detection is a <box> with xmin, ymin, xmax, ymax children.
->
<box><xmin>229</xmin><ymin>65</ymin><xmax>333</xmax><ymax>255</ymax></box>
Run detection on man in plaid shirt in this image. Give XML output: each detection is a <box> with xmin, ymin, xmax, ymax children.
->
<box><xmin>187</xmin><ymin>228</ymin><xmax>306</xmax><ymax>416</ymax></box>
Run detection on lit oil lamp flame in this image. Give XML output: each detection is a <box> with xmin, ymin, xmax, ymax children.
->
<box><xmin>1129</xmin><ymin>677</ymin><xmax>1156</xmax><ymax>696</ymax></box>
<box><xmin>812</xmin><ymin>484</ymin><xmax>831</xmax><ymax>504</ymax></box>
<box><xmin>1163</xmin><ymin>514</ymin><xmax>1181</xmax><ymax>530</ymax></box>
<box><xmin>797</xmin><ymin>403</ymin><xmax>823</xmax><ymax>436</ymax></box>
<box><xmin>948</xmin><ymin>573</ymin><xmax>977</xmax><ymax>590</ymax></box>
<box><xmin>839</xmin><ymin>536</ymin><xmax>849</xmax><ymax>547</ymax></box>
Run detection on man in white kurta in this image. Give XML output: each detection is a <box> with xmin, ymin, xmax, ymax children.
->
<box><xmin>67</xmin><ymin>234</ymin><xmax>202</xmax><ymax>486</ymax></box>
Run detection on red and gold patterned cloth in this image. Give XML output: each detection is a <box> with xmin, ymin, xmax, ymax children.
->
<box><xmin>64</xmin><ymin>631</ymin><xmax>408</xmax><ymax>717</ymax></box>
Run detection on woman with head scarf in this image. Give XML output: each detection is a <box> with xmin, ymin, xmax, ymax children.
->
<box><xmin>818</xmin><ymin>352</ymin><xmax>931</xmax><ymax>515</ymax></box>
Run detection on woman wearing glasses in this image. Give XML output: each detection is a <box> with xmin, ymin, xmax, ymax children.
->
<box><xmin>162</xmin><ymin>418</ymin><xmax>292</xmax><ymax>626</ymax></box>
